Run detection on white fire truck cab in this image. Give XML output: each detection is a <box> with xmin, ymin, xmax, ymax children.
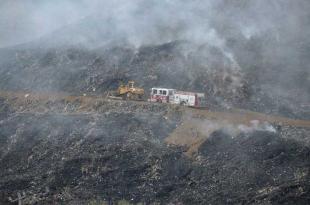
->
<box><xmin>150</xmin><ymin>88</ymin><xmax>175</xmax><ymax>103</ymax></box>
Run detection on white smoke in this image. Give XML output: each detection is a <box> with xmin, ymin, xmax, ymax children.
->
<box><xmin>193</xmin><ymin>118</ymin><xmax>277</xmax><ymax>140</ymax></box>
<box><xmin>1</xmin><ymin>0</ymin><xmax>309</xmax><ymax>106</ymax></box>
<box><xmin>237</xmin><ymin>120</ymin><xmax>277</xmax><ymax>134</ymax></box>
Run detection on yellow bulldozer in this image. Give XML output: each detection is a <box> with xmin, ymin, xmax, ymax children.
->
<box><xmin>108</xmin><ymin>81</ymin><xmax>144</xmax><ymax>101</ymax></box>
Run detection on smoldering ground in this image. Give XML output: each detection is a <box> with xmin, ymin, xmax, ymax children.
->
<box><xmin>0</xmin><ymin>94</ymin><xmax>310</xmax><ymax>204</ymax></box>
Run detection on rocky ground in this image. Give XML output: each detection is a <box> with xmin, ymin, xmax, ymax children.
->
<box><xmin>0</xmin><ymin>93</ymin><xmax>309</xmax><ymax>204</ymax></box>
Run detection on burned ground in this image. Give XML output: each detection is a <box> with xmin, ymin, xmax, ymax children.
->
<box><xmin>194</xmin><ymin>130</ymin><xmax>310</xmax><ymax>204</ymax></box>
<box><xmin>0</xmin><ymin>102</ymin><xmax>183</xmax><ymax>204</ymax></box>
<box><xmin>0</xmin><ymin>96</ymin><xmax>309</xmax><ymax>204</ymax></box>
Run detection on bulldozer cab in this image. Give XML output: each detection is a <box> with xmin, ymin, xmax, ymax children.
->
<box><xmin>128</xmin><ymin>81</ymin><xmax>134</xmax><ymax>89</ymax></box>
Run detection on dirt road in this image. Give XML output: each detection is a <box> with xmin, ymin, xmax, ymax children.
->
<box><xmin>1</xmin><ymin>90</ymin><xmax>309</xmax><ymax>127</ymax></box>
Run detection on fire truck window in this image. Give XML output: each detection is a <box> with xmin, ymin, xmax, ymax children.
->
<box><xmin>153</xmin><ymin>89</ymin><xmax>157</xmax><ymax>94</ymax></box>
<box><xmin>159</xmin><ymin>90</ymin><xmax>163</xmax><ymax>94</ymax></box>
<box><xmin>163</xmin><ymin>90</ymin><xmax>167</xmax><ymax>95</ymax></box>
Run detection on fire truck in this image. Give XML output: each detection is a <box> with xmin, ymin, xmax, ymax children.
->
<box><xmin>150</xmin><ymin>87</ymin><xmax>206</xmax><ymax>107</ymax></box>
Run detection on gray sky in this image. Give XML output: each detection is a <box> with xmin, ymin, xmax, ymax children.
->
<box><xmin>0</xmin><ymin>0</ymin><xmax>217</xmax><ymax>48</ymax></box>
<box><xmin>0</xmin><ymin>0</ymin><xmax>309</xmax><ymax>49</ymax></box>
<box><xmin>0</xmin><ymin>0</ymin><xmax>93</xmax><ymax>47</ymax></box>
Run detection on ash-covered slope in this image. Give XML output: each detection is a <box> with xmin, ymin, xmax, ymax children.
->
<box><xmin>0</xmin><ymin>41</ymin><xmax>249</xmax><ymax>106</ymax></box>
<box><xmin>0</xmin><ymin>99</ymin><xmax>309</xmax><ymax>204</ymax></box>
<box><xmin>0</xmin><ymin>40</ymin><xmax>308</xmax><ymax>119</ymax></box>
<box><xmin>0</xmin><ymin>41</ymin><xmax>241</xmax><ymax>92</ymax></box>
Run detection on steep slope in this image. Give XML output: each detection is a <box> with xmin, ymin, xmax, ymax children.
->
<box><xmin>0</xmin><ymin>94</ymin><xmax>309</xmax><ymax>204</ymax></box>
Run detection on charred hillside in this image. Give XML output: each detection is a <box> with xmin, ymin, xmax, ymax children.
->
<box><xmin>0</xmin><ymin>40</ymin><xmax>308</xmax><ymax>119</ymax></box>
<box><xmin>0</xmin><ymin>96</ymin><xmax>309</xmax><ymax>204</ymax></box>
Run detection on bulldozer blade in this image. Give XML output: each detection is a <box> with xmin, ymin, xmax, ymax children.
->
<box><xmin>107</xmin><ymin>96</ymin><xmax>123</xmax><ymax>100</ymax></box>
